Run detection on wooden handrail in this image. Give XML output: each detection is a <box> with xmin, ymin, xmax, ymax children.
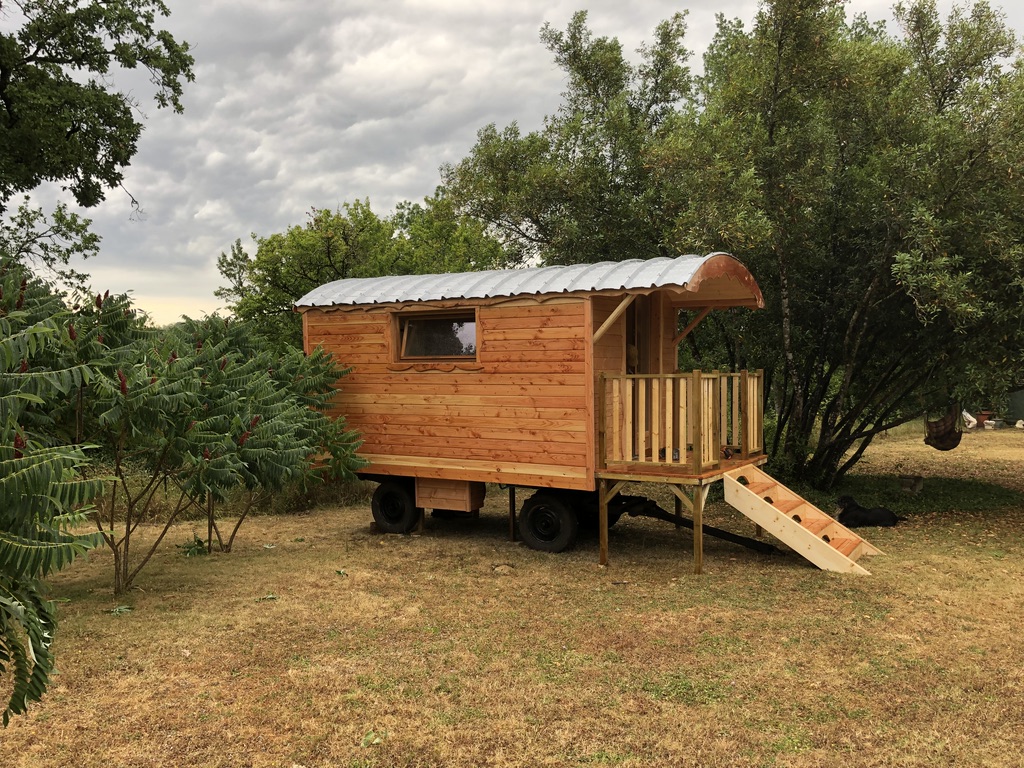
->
<box><xmin>600</xmin><ymin>370</ymin><xmax>764</xmax><ymax>471</ymax></box>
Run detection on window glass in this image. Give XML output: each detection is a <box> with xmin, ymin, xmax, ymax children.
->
<box><xmin>399</xmin><ymin>313</ymin><xmax>476</xmax><ymax>358</ymax></box>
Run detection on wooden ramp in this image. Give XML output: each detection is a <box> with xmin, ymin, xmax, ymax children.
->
<box><xmin>723</xmin><ymin>466</ymin><xmax>881</xmax><ymax>575</ymax></box>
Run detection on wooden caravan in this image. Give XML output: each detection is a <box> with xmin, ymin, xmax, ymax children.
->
<box><xmin>296</xmin><ymin>253</ymin><xmax>880</xmax><ymax>575</ymax></box>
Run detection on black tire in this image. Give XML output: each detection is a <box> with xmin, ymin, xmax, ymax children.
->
<box><xmin>371</xmin><ymin>481</ymin><xmax>419</xmax><ymax>534</ymax></box>
<box><xmin>518</xmin><ymin>492</ymin><xmax>579</xmax><ymax>553</ymax></box>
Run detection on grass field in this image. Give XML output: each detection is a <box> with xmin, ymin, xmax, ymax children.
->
<box><xmin>3</xmin><ymin>429</ymin><xmax>1023</xmax><ymax>767</ymax></box>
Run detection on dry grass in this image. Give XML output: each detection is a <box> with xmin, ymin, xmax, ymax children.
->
<box><xmin>3</xmin><ymin>429</ymin><xmax>1023</xmax><ymax>767</ymax></box>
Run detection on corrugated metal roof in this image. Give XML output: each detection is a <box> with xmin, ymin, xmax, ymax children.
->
<box><xmin>295</xmin><ymin>252</ymin><xmax>739</xmax><ymax>308</ymax></box>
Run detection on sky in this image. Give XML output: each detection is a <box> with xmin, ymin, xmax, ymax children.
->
<box><xmin>17</xmin><ymin>0</ymin><xmax>1024</xmax><ymax>325</ymax></box>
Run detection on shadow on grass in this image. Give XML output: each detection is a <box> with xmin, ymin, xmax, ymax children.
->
<box><xmin>817</xmin><ymin>475</ymin><xmax>1024</xmax><ymax>518</ymax></box>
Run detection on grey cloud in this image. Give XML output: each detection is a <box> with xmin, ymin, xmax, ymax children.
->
<box><xmin>33</xmin><ymin>0</ymin><xmax>1021</xmax><ymax>324</ymax></box>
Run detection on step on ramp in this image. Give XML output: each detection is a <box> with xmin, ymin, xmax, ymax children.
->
<box><xmin>723</xmin><ymin>466</ymin><xmax>882</xmax><ymax>575</ymax></box>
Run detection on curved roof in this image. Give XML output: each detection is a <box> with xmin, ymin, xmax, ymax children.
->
<box><xmin>294</xmin><ymin>252</ymin><xmax>763</xmax><ymax>309</ymax></box>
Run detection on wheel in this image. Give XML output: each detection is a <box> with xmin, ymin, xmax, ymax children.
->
<box><xmin>371</xmin><ymin>481</ymin><xmax>419</xmax><ymax>534</ymax></box>
<box><xmin>518</xmin><ymin>492</ymin><xmax>579</xmax><ymax>553</ymax></box>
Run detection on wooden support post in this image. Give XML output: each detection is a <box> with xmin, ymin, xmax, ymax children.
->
<box><xmin>598</xmin><ymin>479</ymin><xmax>628</xmax><ymax>566</ymax></box>
<box><xmin>508</xmin><ymin>486</ymin><xmax>517</xmax><ymax>542</ymax></box>
<box><xmin>599</xmin><ymin>479</ymin><xmax>610</xmax><ymax>566</ymax></box>
<box><xmin>692</xmin><ymin>485</ymin><xmax>709</xmax><ymax>575</ymax></box>
<box><xmin>741</xmin><ymin>370</ymin><xmax>749</xmax><ymax>460</ymax></box>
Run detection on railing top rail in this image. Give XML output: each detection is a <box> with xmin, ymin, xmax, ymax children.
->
<box><xmin>602</xmin><ymin>370</ymin><xmax>759</xmax><ymax>381</ymax></box>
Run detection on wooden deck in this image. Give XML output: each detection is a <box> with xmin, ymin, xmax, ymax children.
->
<box><xmin>597</xmin><ymin>454</ymin><xmax>769</xmax><ymax>485</ymax></box>
<box><xmin>594</xmin><ymin>370</ymin><xmax>767</xmax><ymax>572</ymax></box>
<box><xmin>598</xmin><ymin>370</ymin><xmax>765</xmax><ymax>479</ymax></box>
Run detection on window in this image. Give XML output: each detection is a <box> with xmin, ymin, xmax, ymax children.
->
<box><xmin>397</xmin><ymin>312</ymin><xmax>477</xmax><ymax>359</ymax></box>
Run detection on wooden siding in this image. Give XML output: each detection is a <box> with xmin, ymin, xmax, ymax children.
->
<box><xmin>304</xmin><ymin>301</ymin><xmax>593</xmax><ymax>490</ymax></box>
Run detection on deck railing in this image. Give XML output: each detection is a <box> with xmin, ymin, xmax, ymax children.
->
<box><xmin>598</xmin><ymin>370</ymin><xmax>764</xmax><ymax>474</ymax></box>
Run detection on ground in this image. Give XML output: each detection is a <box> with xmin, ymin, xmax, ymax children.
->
<box><xmin>2</xmin><ymin>428</ymin><xmax>1022</xmax><ymax>767</ymax></box>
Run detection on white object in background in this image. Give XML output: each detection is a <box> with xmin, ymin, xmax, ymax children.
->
<box><xmin>962</xmin><ymin>410</ymin><xmax>978</xmax><ymax>429</ymax></box>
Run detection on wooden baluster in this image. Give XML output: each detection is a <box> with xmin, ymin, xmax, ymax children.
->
<box><xmin>740</xmin><ymin>370</ymin><xmax>749</xmax><ymax>459</ymax></box>
<box><xmin>638</xmin><ymin>377</ymin><xmax>647</xmax><ymax>462</ymax></box>
<box><xmin>691</xmin><ymin>370</ymin><xmax>702</xmax><ymax>473</ymax></box>
<box><xmin>651</xmin><ymin>377</ymin><xmax>661</xmax><ymax>462</ymax></box>
<box><xmin>624</xmin><ymin>378</ymin><xmax>634</xmax><ymax>462</ymax></box>
<box><xmin>720</xmin><ymin>375</ymin><xmax>728</xmax><ymax>450</ymax></box>
<box><xmin>703</xmin><ymin>372</ymin><xmax>718</xmax><ymax>470</ymax></box>
<box><xmin>731</xmin><ymin>375</ymin><xmax>740</xmax><ymax>454</ymax></box>
<box><xmin>665</xmin><ymin>377</ymin><xmax>675</xmax><ymax>463</ymax></box>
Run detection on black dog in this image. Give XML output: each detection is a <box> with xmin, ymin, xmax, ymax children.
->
<box><xmin>836</xmin><ymin>496</ymin><xmax>899</xmax><ymax>528</ymax></box>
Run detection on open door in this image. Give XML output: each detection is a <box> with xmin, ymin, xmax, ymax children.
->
<box><xmin>625</xmin><ymin>297</ymin><xmax>656</xmax><ymax>458</ymax></box>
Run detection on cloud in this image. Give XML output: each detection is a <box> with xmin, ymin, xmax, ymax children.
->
<box><xmin>30</xmin><ymin>0</ymin><xmax>1022</xmax><ymax>325</ymax></box>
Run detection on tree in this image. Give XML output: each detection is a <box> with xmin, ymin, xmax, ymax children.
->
<box><xmin>0</xmin><ymin>197</ymin><xmax>100</xmax><ymax>290</ymax></box>
<box><xmin>0</xmin><ymin>0</ymin><xmax>194</xmax><ymax>724</ymax></box>
<box><xmin>442</xmin><ymin>10</ymin><xmax>692</xmax><ymax>265</ymax></box>
<box><xmin>217</xmin><ymin>195</ymin><xmax>506</xmax><ymax>347</ymax></box>
<box><xmin>389</xmin><ymin>193</ymin><xmax>505</xmax><ymax>275</ymax></box>
<box><xmin>216</xmin><ymin>202</ymin><xmax>395</xmax><ymax>347</ymax></box>
<box><xmin>440</xmin><ymin>1</ymin><xmax>1024</xmax><ymax>487</ymax></box>
<box><xmin>46</xmin><ymin>297</ymin><xmax>365</xmax><ymax>595</ymax></box>
<box><xmin>0</xmin><ymin>0</ymin><xmax>194</xmax><ymax>212</ymax></box>
<box><xmin>0</xmin><ymin>265</ymin><xmax>103</xmax><ymax>725</ymax></box>
<box><xmin>672</xmin><ymin>0</ymin><xmax>1024</xmax><ymax>485</ymax></box>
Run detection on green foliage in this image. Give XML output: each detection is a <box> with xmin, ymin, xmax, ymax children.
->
<box><xmin>49</xmin><ymin>304</ymin><xmax>367</xmax><ymax>590</ymax></box>
<box><xmin>216</xmin><ymin>194</ymin><xmax>506</xmax><ymax>348</ymax></box>
<box><xmin>0</xmin><ymin>0</ymin><xmax>195</xmax><ymax>211</ymax></box>
<box><xmin>3</xmin><ymin>235</ymin><xmax>365</xmax><ymax>601</ymax></box>
<box><xmin>0</xmin><ymin>265</ymin><xmax>104</xmax><ymax>726</ymax></box>
<box><xmin>176</xmin><ymin>534</ymin><xmax>207</xmax><ymax>558</ymax></box>
<box><xmin>0</xmin><ymin>0</ymin><xmax>193</xmax><ymax>725</ymax></box>
<box><xmin>441</xmin><ymin>1</ymin><xmax>1024</xmax><ymax>487</ymax></box>
<box><xmin>676</xmin><ymin>0</ymin><xmax>1024</xmax><ymax>485</ymax></box>
<box><xmin>0</xmin><ymin>199</ymin><xmax>100</xmax><ymax>291</ymax></box>
<box><xmin>442</xmin><ymin>10</ymin><xmax>691</xmax><ymax>265</ymax></box>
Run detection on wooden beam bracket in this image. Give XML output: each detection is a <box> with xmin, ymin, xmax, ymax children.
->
<box><xmin>668</xmin><ymin>484</ymin><xmax>693</xmax><ymax>513</ymax></box>
<box><xmin>592</xmin><ymin>294</ymin><xmax>637</xmax><ymax>345</ymax></box>
<box><xmin>672</xmin><ymin>307</ymin><xmax>712</xmax><ymax>346</ymax></box>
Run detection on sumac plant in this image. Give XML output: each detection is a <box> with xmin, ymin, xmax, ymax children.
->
<box><xmin>0</xmin><ymin>263</ymin><xmax>362</xmax><ymax>722</ymax></box>
<box><xmin>64</xmin><ymin>310</ymin><xmax>363</xmax><ymax>594</ymax></box>
<box><xmin>0</xmin><ymin>266</ymin><xmax>103</xmax><ymax>725</ymax></box>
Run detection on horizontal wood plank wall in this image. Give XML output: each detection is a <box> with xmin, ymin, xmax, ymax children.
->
<box><xmin>303</xmin><ymin>302</ymin><xmax>592</xmax><ymax>490</ymax></box>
